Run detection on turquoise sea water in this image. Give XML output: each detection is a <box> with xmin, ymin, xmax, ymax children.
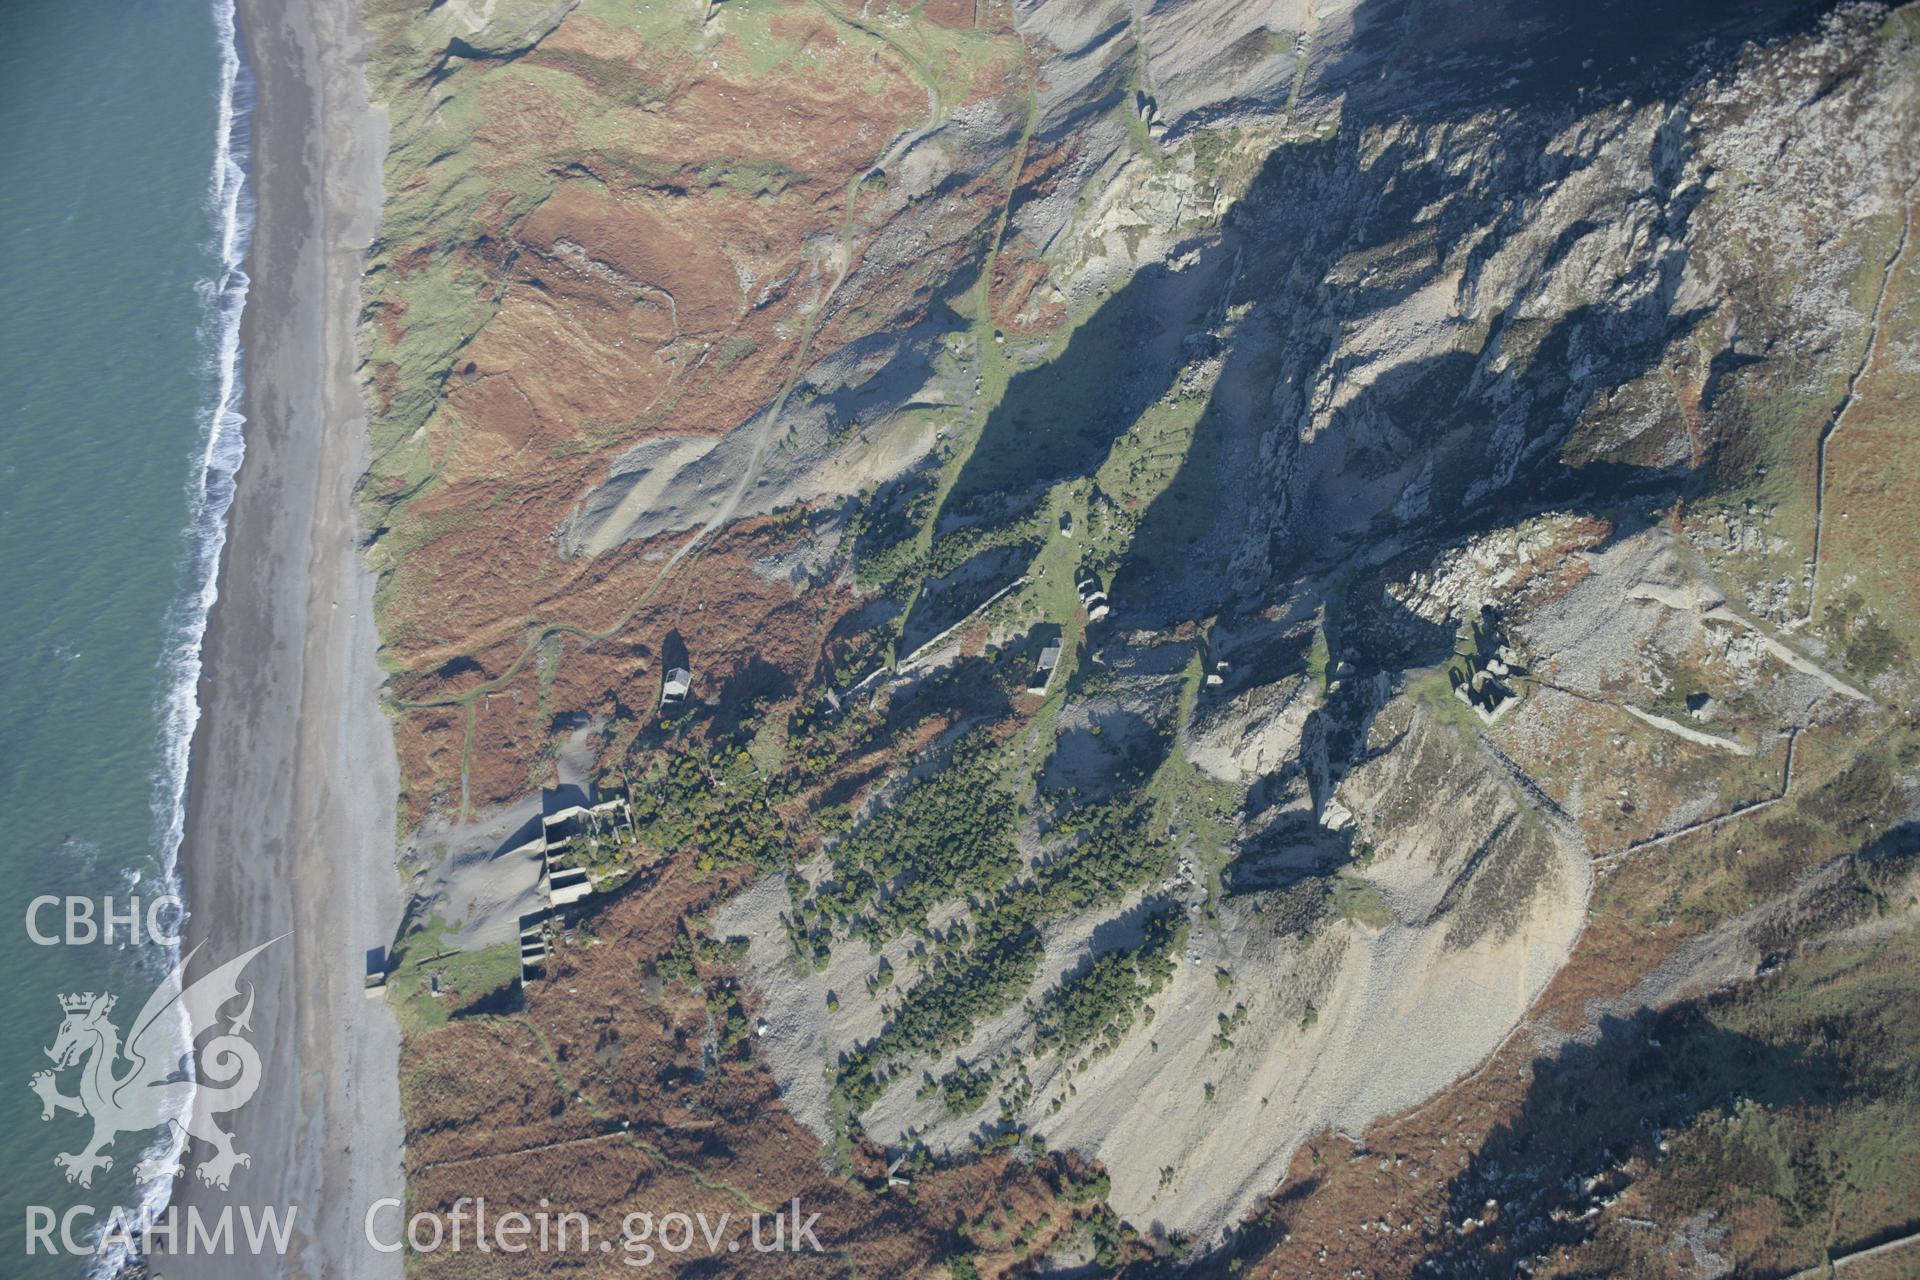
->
<box><xmin>0</xmin><ymin>1</ymin><xmax>246</xmax><ymax>1272</ymax></box>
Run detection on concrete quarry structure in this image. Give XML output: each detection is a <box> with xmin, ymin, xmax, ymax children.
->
<box><xmin>515</xmin><ymin>791</ymin><xmax>632</xmax><ymax>979</ymax></box>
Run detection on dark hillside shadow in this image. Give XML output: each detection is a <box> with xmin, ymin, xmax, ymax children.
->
<box><xmin>944</xmin><ymin>267</ymin><xmax>1190</xmax><ymax>520</ymax></box>
<box><xmin>1329</xmin><ymin>0</ymin><xmax>1839</xmax><ymax>120</ymax></box>
<box><xmin>1026</xmin><ymin>0</ymin><xmax>1858</xmax><ymax>1271</ymax></box>
<box><xmin>1121</xmin><ymin>1003</ymin><xmax>1853</xmax><ymax>1277</ymax></box>
<box><xmin>711</xmin><ymin>657</ymin><xmax>796</xmax><ymax>737</ymax></box>
<box><xmin>541</xmin><ymin>781</ymin><xmax>588</xmax><ymax>816</ymax></box>
<box><xmin>1417</xmin><ymin>1008</ymin><xmax>1860</xmax><ymax>1274</ymax></box>
<box><xmin>1042</xmin><ymin>707</ymin><xmax>1170</xmax><ymax>805</ymax></box>
<box><xmin>879</xmin><ymin>652</ymin><xmax>1016</xmax><ymax>734</ymax></box>
<box><xmin>1219</xmin><ymin>586</ymin><xmax>1449</xmax><ymax>894</ymax></box>
<box><xmin>1118</xmin><ymin>123</ymin><xmax>1716</xmax><ymax>624</ymax></box>
<box><xmin>891</xmin><ymin>0</ymin><xmax>1843</xmax><ymax>652</ymax></box>
<box><xmin>968</xmin><ymin>0</ymin><xmax>1839</xmax><ymax>636</ymax></box>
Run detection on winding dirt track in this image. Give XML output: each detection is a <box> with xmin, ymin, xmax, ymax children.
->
<box><xmin>391</xmin><ymin>0</ymin><xmax>972</xmax><ymax>810</ymax></box>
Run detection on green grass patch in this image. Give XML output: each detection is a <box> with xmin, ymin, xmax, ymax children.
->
<box><xmin>1330</xmin><ymin>873</ymin><xmax>1390</xmax><ymax>929</ymax></box>
<box><xmin>1304</xmin><ymin>627</ymin><xmax>1331</xmax><ymax>690</ymax></box>
<box><xmin>384</xmin><ymin>917</ymin><xmax>521</xmax><ymax>1035</ymax></box>
<box><xmin>1407</xmin><ymin>663</ymin><xmax>1494</xmax><ymax>736</ymax></box>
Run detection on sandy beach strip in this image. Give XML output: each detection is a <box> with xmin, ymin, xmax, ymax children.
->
<box><xmin>160</xmin><ymin>0</ymin><xmax>401</xmax><ymax>1275</ymax></box>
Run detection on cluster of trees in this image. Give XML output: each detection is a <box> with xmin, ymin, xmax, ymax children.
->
<box><xmin>1080</xmin><ymin>1206</ymin><xmax>1134</xmax><ymax>1271</ymax></box>
<box><xmin>649</xmin><ymin>923</ymin><xmax>750</xmax><ymax>994</ymax></box>
<box><xmin>627</xmin><ymin>741</ymin><xmax>785</xmax><ymax>874</ymax></box>
<box><xmin>833</xmin><ymin>796</ymin><xmax>1177</xmax><ymax>1116</ymax></box>
<box><xmin>781</xmin><ymin>909</ymin><xmax>835</xmax><ymax>972</ymax></box>
<box><xmin>932</xmin><ymin>1060</ymin><xmax>995</xmax><ymax>1118</ymax></box>
<box><xmin>834</xmin><ymin>909</ymin><xmax>1042</xmax><ymax>1114</ymax></box>
<box><xmin>1034</xmin><ymin>910</ymin><xmax>1186</xmax><ymax>1060</ymax></box>
<box><xmin>1212</xmin><ymin>1001</ymin><xmax>1249</xmax><ymax>1052</ymax></box>
<box><xmin>922</xmin><ymin>518</ymin><xmax>1041</xmax><ymax>582</ymax></box>
<box><xmin>699</xmin><ymin>934</ymin><xmax>750</xmax><ymax>967</ymax></box>
<box><xmin>846</xmin><ymin>472</ymin><xmax>936</xmax><ymax>594</ymax></box>
<box><xmin>936</xmin><ymin>1155</ymin><xmax>1115</xmax><ymax>1279</ymax></box>
<box><xmin>804</xmin><ymin>730</ymin><xmax>1021</xmax><ymax>942</ymax></box>
<box><xmin>1028</xmin><ymin>797</ymin><xmax>1170</xmax><ymax>913</ymax></box>
<box><xmin>706</xmin><ymin>983</ymin><xmax>752</xmax><ymax>1058</ymax></box>
<box><xmin>780</xmin><ymin>687</ymin><xmax>887</xmax><ymax>791</ymax></box>
<box><xmin>811</xmin><ymin>625</ymin><xmax>896</xmax><ymax>706</ymax></box>
<box><xmin>847</xmin><ymin>466</ymin><xmax>1044</xmax><ymax>600</ymax></box>
<box><xmin>654</xmin><ymin>935</ymin><xmax>700</xmax><ymax>991</ymax></box>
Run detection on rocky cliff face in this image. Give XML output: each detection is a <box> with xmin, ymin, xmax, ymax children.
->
<box><xmin>361</xmin><ymin>0</ymin><xmax>1920</xmax><ymax>1273</ymax></box>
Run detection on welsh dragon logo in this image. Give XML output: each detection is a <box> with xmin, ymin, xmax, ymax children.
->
<box><xmin>30</xmin><ymin>938</ymin><xmax>279</xmax><ymax>1191</ymax></box>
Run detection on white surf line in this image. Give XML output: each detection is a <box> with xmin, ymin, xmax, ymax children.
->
<box><xmin>107</xmin><ymin>1</ymin><xmax>256</xmax><ymax>1272</ymax></box>
<box><xmin>1805</xmin><ymin>176</ymin><xmax>1917</xmax><ymax>624</ymax></box>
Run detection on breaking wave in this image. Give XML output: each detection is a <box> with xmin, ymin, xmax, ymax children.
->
<box><xmin>97</xmin><ymin>0</ymin><xmax>254</xmax><ymax>1272</ymax></box>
